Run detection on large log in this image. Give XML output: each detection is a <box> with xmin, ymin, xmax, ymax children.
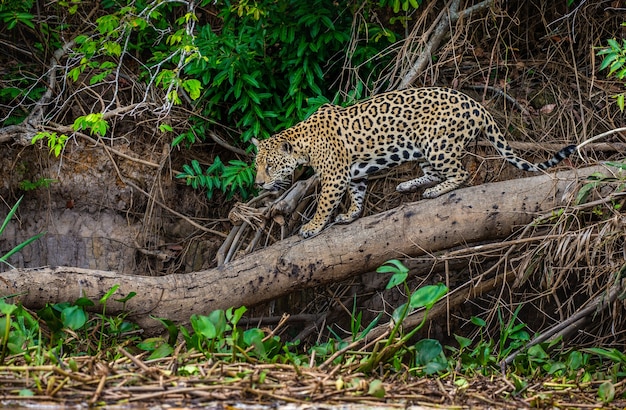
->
<box><xmin>0</xmin><ymin>165</ymin><xmax>608</xmax><ymax>334</ymax></box>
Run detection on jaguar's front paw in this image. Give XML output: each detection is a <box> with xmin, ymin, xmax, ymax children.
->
<box><xmin>299</xmin><ymin>222</ymin><xmax>323</xmax><ymax>239</ymax></box>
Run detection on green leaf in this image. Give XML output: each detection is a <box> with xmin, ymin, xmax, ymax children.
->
<box><xmin>378</xmin><ymin>259</ymin><xmax>409</xmax><ymax>289</ymax></box>
<box><xmin>103</xmin><ymin>41</ymin><xmax>121</xmax><ymax>57</ymax></box>
<box><xmin>171</xmin><ymin>134</ymin><xmax>187</xmax><ymax>147</ymax></box>
<box><xmin>384</xmin><ymin>270</ymin><xmax>407</xmax><ymax>289</ymax></box>
<box><xmin>0</xmin><ymin>232</ymin><xmax>44</xmax><ymax>263</ymax></box>
<box><xmin>96</xmin><ymin>14</ymin><xmax>120</xmax><ymax>35</ymax></box>
<box><xmin>575</xmin><ymin>181</ymin><xmax>599</xmax><ymax>205</ymax></box>
<box><xmin>408</xmin><ymin>283</ymin><xmax>447</xmax><ymax>310</ymax></box>
<box><xmin>228</xmin><ymin>305</ymin><xmax>248</xmax><ymax>327</ymax></box>
<box><xmin>207</xmin><ymin>309</ymin><xmax>228</xmax><ymax>337</ymax></box>
<box><xmin>74</xmin><ymin>297</ymin><xmax>95</xmax><ymax>308</ymax></box>
<box><xmin>182</xmin><ymin>79</ymin><xmax>202</xmax><ymax>100</ymax></box>
<box><xmin>616</xmin><ymin>93</ymin><xmax>625</xmax><ymax>111</ymax></box>
<box><xmin>566</xmin><ymin>350</ymin><xmax>584</xmax><ymax>371</ymax></box>
<box><xmin>0</xmin><ymin>196</ymin><xmax>22</xmax><ymax>236</ymax></box>
<box><xmin>241</xmin><ymin>73</ymin><xmax>260</xmax><ymax>88</ymax></box>
<box><xmin>598</xmin><ymin>381</ymin><xmax>615</xmax><ymax>403</ymax></box>
<box><xmin>191</xmin><ymin>314</ymin><xmax>217</xmax><ymax>339</ymax></box>
<box><xmin>367</xmin><ymin>379</ymin><xmax>385</xmax><ymax>398</ymax></box>
<box><xmin>115</xmin><ymin>292</ymin><xmax>136</xmax><ymax>303</ymax></box>
<box><xmin>60</xmin><ymin>305</ymin><xmax>88</xmax><ymax>330</ymax></box>
<box><xmin>608</xmin><ymin>59</ymin><xmax>625</xmax><ymax>76</ymax></box>
<box><xmin>243</xmin><ymin>327</ymin><xmax>266</xmax><ymax>356</ymax></box>
<box><xmin>0</xmin><ymin>299</ymin><xmax>17</xmax><ymax>316</ymax></box>
<box><xmin>414</xmin><ymin>338</ymin><xmax>442</xmax><ymax>365</ymax></box>
<box><xmin>148</xmin><ymin>342</ymin><xmax>174</xmax><ymax>360</ymax></box>
<box><xmin>191</xmin><ymin>159</ymin><xmax>202</xmax><ymax>176</ymax></box>
<box><xmin>585</xmin><ymin>347</ymin><xmax>626</xmax><ymax>364</ymax></box>
<box><xmin>607</xmin><ymin>38</ymin><xmax>620</xmax><ymax>50</ymax></box>
<box><xmin>454</xmin><ymin>334</ymin><xmax>472</xmax><ymax>349</ymax></box>
<box><xmin>605</xmin><ymin>161</ymin><xmax>626</xmax><ymax>170</ymax></box>
<box><xmin>100</xmin><ymin>284</ymin><xmax>120</xmax><ymax>305</ymax></box>
<box><xmin>18</xmin><ymin>389</ymin><xmax>34</xmax><ymax>397</ymax></box>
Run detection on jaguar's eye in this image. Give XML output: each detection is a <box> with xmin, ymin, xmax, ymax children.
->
<box><xmin>266</xmin><ymin>165</ymin><xmax>273</xmax><ymax>174</ymax></box>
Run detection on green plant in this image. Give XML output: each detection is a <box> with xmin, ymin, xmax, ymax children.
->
<box><xmin>72</xmin><ymin>113</ymin><xmax>108</xmax><ymax>137</ymax></box>
<box><xmin>37</xmin><ymin>286</ymin><xmax>139</xmax><ymax>356</ymax></box>
<box><xmin>153</xmin><ymin>305</ymin><xmax>292</xmax><ymax>364</ymax></box>
<box><xmin>448</xmin><ymin>306</ymin><xmax>531</xmax><ymax>378</ymax></box>
<box><xmin>575</xmin><ymin>162</ymin><xmax>626</xmax><ymax>211</ymax></box>
<box><xmin>349</xmin><ymin>295</ymin><xmax>382</xmax><ymax>343</ymax></box>
<box><xmin>18</xmin><ymin>178</ymin><xmax>57</xmax><ymax>191</ymax></box>
<box><xmin>176</xmin><ymin>158</ymin><xmax>256</xmax><ymax>200</ymax></box>
<box><xmin>174</xmin><ymin>0</ymin><xmax>411</xmax><ymax>201</ymax></box>
<box><xmin>0</xmin><ymin>0</ymin><xmax>35</xmax><ymax>30</ymax></box>
<box><xmin>448</xmin><ymin>316</ymin><xmax>497</xmax><ymax>375</ymax></box>
<box><xmin>31</xmin><ymin>132</ymin><xmax>69</xmax><ymax>157</ymax></box>
<box><xmin>356</xmin><ymin>259</ymin><xmax>448</xmax><ymax>374</ymax></box>
<box><xmin>0</xmin><ymin>298</ymin><xmax>40</xmax><ymax>365</ymax></box>
<box><xmin>0</xmin><ymin>196</ymin><xmax>44</xmax><ymax>267</ymax></box>
<box><xmin>378</xmin><ymin>0</ymin><xmax>420</xmax><ymax>13</ymax></box>
<box><xmin>597</xmin><ymin>28</ymin><xmax>626</xmax><ymax>110</ymax></box>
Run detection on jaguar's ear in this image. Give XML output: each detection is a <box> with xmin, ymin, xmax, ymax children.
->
<box><xmin>251</xmin><ymin>137</ymin><xmax>260</xmax><ymax>147</ymax></box>
<box><xmin>280</xmin><ymin>141</ymin><xmax>293</xmax><ymax>154</ymax></box>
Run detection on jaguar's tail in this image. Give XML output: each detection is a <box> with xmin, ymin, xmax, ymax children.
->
<box><xmin>483</xmin><ymin>114</ymin><xmax>576</xmax><ymax>172</ymax></box>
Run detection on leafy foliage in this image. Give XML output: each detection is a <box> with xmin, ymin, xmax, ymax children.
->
<box><xmin>597</xmin><ymin>28</ymin><xmax>626</xmax><ymax>110</ymax></box>
<box><xmin>31</xmin><ymin>132</ymin><xmax>69</xmax><ymax>157</ymax></box>
<box><xmin>176</xmin><ymin>158</ymin><xmax>255</xmax><ymax>200</ymax></box>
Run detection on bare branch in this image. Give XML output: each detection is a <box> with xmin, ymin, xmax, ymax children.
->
<box><xmin>0</xmin><ymin>41</ymin><xmax>75</xmax><ymax>145</ymax></box>
<box><xmin>398</xmin><ymin>0</ymin><xmax>493</xmax><ymax>90</ymax></box>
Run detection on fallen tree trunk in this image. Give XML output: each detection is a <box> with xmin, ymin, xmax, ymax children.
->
<box><xmin>0</xmin><ymin>165</ymin><xmax>609</xmax><ymax>334</ymax></box>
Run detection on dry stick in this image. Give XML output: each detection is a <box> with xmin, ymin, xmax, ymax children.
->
<box><xmin>207</xmin><ymin>129</ymin><xmax>247</xmax><ymax>156</ymax></box>
<box><xmin>381</xmin><ymin>0</ymin><xmax>442</xmax><ymax>92</ymax></box>
<box><xmin>500</xmin><ymin>274</ymin><xmax>625</xmax><ymax>372</ymax></box>
<box><xmin>0</xmin><ymin>365</ymin><xmax>92</xmax><ymax>383</ymax></box>
<box><xmin>118</xmin><ymin>347</ymin><xmax>153</xmax><ymax>373</ymax></box>
<box><xmin>89</xmin><ymin>374</ymin><xmax>108</xmax><ymax>406</ymax></box>
<box><xmin>574</xmin><ymin>127</ymin><xmax>626</xmax><ymax>151</ymax></box>
<box><xmin>398</xmin><ymin>0</ymin><xmax>493</xmax><ymax>89</ymax></box>
<box><xmin>216</xmin><ymin>225</ymin><xmax>240</xmax><ymax>266</ymax></box>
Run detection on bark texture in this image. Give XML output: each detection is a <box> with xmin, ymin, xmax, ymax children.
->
<box><xmin>0</xmin><ymin>165</ymin><xmax>608</xmax><ymax>334</ymax></box>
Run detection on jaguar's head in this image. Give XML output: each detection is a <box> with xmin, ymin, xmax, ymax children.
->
<box><xmin>252</xmin><ymin>136</ymin><xmax>307</xmax><ymax>192</ymax></box>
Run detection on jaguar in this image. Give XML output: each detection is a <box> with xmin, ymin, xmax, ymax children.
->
<box><xmin>252</xmin><ymin>87</ymin><xmax>576</xmax><ymax>238</ymax></box>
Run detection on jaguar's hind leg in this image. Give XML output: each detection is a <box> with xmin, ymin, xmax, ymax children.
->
<box><xmin>422</xmin><ymin>158</ymin><xmax>469</xmax><ymax>198</ymax></box>
<box><xmin>396</xmin><ymin>162</ymin><xmax>441</xmax><ymax>192</ymax></box>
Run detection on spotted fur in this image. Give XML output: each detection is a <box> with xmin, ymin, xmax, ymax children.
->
<box><xmin>252</xmin><ymin>87</ymin><xmax>576</xmax><ymax>238</ymax></box>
